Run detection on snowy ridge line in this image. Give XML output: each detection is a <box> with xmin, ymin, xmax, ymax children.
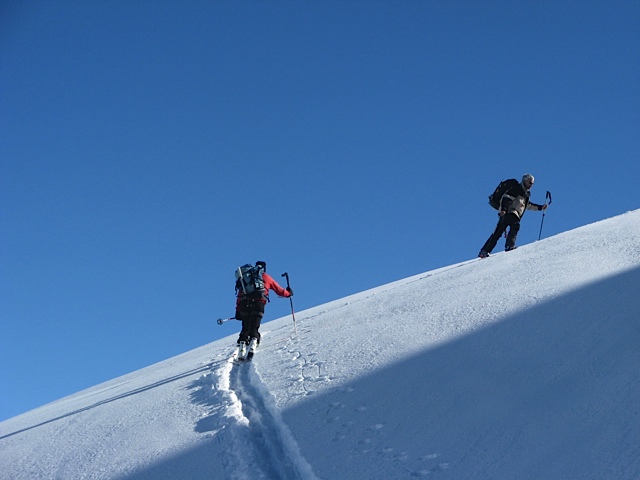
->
<box><xmin>295</xmin><ymin>257</ymin><xmax>483</xmax><ymax>325</ymax></box>
<box><xmin>1</xmin><ymin>364</ymin><xmax>212</xmax><ymax>441</ymax></box>
<box><xmin>218</xmin><ymin>356</ymin><xmax>320</xmax><ymax>480</ymax></box>
<box><xmin>409</xmin><ymin>256</ymin><xmax>481</xmax><ymax>283</ymax></box>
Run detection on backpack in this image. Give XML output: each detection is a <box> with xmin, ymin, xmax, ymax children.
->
<box><xmin>488</xmin><ymin>178</ymin><xmax>519</xmax><ymax>210</ymax></box>
<box><xmin>235</xmin><ymin>264</ymin><xmax>266</xmax><ymax>298</ymax></box>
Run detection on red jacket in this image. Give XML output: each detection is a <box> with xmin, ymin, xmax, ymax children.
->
<box><xmin>236</xmin><ymin>272</ymin><xmax>290</xmax><ymax>308</ymax></box>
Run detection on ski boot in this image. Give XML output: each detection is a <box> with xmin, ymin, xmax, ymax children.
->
<box><xmin>235</xmin><ymin>341</ymin><xmax>247</xmax><ymax>361</ymax></box>
<box><xmin>246</xmin><ymin>338</ymin><xmax>259</xmax><ymax>361</ymax></box>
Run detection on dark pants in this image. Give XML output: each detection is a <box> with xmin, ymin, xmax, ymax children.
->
<box><xmin>481</xmin><ymin>213</ymin><xmax>521</xmax><ymax>253</ymax></box>
<box><xmin>236</xmin><ymin>298</ymin><xmax>265</xmax><ymax>344</ymax></box>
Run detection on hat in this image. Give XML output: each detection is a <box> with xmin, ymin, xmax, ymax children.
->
<box><xmin>256</xmin><ymin>261</ymin><xmax>267</xmax><ymax>271</ymax></box>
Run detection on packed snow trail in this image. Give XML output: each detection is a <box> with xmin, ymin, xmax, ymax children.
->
<box><xmin>205</xmin><ymin>355</ymin><xmax>319</xmax><ymax>480</ymax></box>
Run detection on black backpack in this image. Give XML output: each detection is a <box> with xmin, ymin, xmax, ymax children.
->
<box><xmin>488</xmin><ymin>179</ymin><xmax>519</xmax><ymax>210</ymax></box>
<box><xmin>235</xmin><ymin>264</ymin><xmax>266</xmax><ymax>297</ymax></box>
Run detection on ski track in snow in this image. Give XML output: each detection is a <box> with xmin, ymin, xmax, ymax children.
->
<box><xmin>195</xmin><ymin>353</ymin><xmax>319</xmax><ymax>480</ymax></box>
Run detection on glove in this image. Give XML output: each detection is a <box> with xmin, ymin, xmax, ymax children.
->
<box><xmin>286</xmin><ymin>287</ymin><xmax>294</xmax><ymax>296</ymax></box>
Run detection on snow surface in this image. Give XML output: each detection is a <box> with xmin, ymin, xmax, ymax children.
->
<box><xmin>2</xmin><ymin>210</ymin><xmax>640</xmax><ymax>480</ymax></box>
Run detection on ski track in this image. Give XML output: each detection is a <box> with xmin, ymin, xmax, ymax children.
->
<box><xmin>208</xmin><ymin>355</ymin><xmax>319</xmax><ymax>480</ymax></box>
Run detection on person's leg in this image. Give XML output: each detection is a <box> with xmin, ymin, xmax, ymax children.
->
<box><xmin>480</xmin><ymin>217</ymin><xmax>508</xmax><ymax>254</ymax></box>
<box><xmin>236</xmin><ymin>311</ymin><xmax>249</xmax><ymax>344</ymax></box>
<box><xmin>246</xmin><ymin>311</ymin><xmax>264</xmax><ymax>344</ymax></box>
<box><xmin>505</xmin><ymin>214</ymin><xmax>521</xmax><ymax>250</ymax></box>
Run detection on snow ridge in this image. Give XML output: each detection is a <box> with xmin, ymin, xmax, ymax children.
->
<box><xmin>2</xmin><ymin>210</ymin><xmax>640</xmax><ymax>479</ymax></box>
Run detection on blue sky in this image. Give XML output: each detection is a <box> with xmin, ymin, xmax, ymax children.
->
<box><xmin>1</xmin><ymin>1</ymin><xmax>638</xmax><ymax>421</ymax></box>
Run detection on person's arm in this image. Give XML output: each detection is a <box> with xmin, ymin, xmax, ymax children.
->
<box><xmin>263</xmin><ymin>273</ymin><xmax>291</xmax><ymax>297</ymax></box>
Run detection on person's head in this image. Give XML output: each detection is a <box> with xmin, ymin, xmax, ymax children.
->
<box><xmin>522</xmin><ymin>174</ymin><xmax>535</xmax><ymax>190</ymax></box>
<box><xmin>256</xmin><ymin>261</ymin><xmax>267</xmax><ymax>271</ymax></box>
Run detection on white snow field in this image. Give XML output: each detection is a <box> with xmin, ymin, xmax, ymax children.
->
<box><xmin>2</xmin><ymin>210</ymin><xmax>639</xmax><ymax>480</ymax></box>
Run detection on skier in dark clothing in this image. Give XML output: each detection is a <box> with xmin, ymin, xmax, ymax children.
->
<box><xmin>235</xmin><ymin>261</ymin><xmax>293</xmax><ymax>357</ymax></box>
<box><xmin>479</xmin><ymin>174</ymin><xmax>548</xmax><ymax>258</ymax></box>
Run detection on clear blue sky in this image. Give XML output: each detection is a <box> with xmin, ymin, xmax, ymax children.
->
<box><xmin>1</xmin><ymin>1</ymin><xmax>638</xmax><ymax>421</ymax></box>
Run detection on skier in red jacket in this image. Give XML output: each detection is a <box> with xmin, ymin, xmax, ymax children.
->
<box><xmin>235</xmin><ymin>261</ymin><xmax>293</xmax><ymax>350</ymax></box>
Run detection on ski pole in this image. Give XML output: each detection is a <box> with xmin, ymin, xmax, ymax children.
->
<box><xmin>538</xmin><ymin>190</ymin><xmax>552</xmax><ymax>241</ymax></box>
<box><xmin>281</xmin><ymin>272</ymin><xmax>298</xmax><ymax>336</ymax></box>
<box><xmin>216</xmin><ymin>317</ymin><xmax>235</xmax><ymax>325</ymax></box>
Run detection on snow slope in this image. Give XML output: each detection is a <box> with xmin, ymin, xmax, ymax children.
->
<box><xmin>2</xmin><ymin>210</ymin><xmax>639</xmax><ymax>480</ymax></box>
